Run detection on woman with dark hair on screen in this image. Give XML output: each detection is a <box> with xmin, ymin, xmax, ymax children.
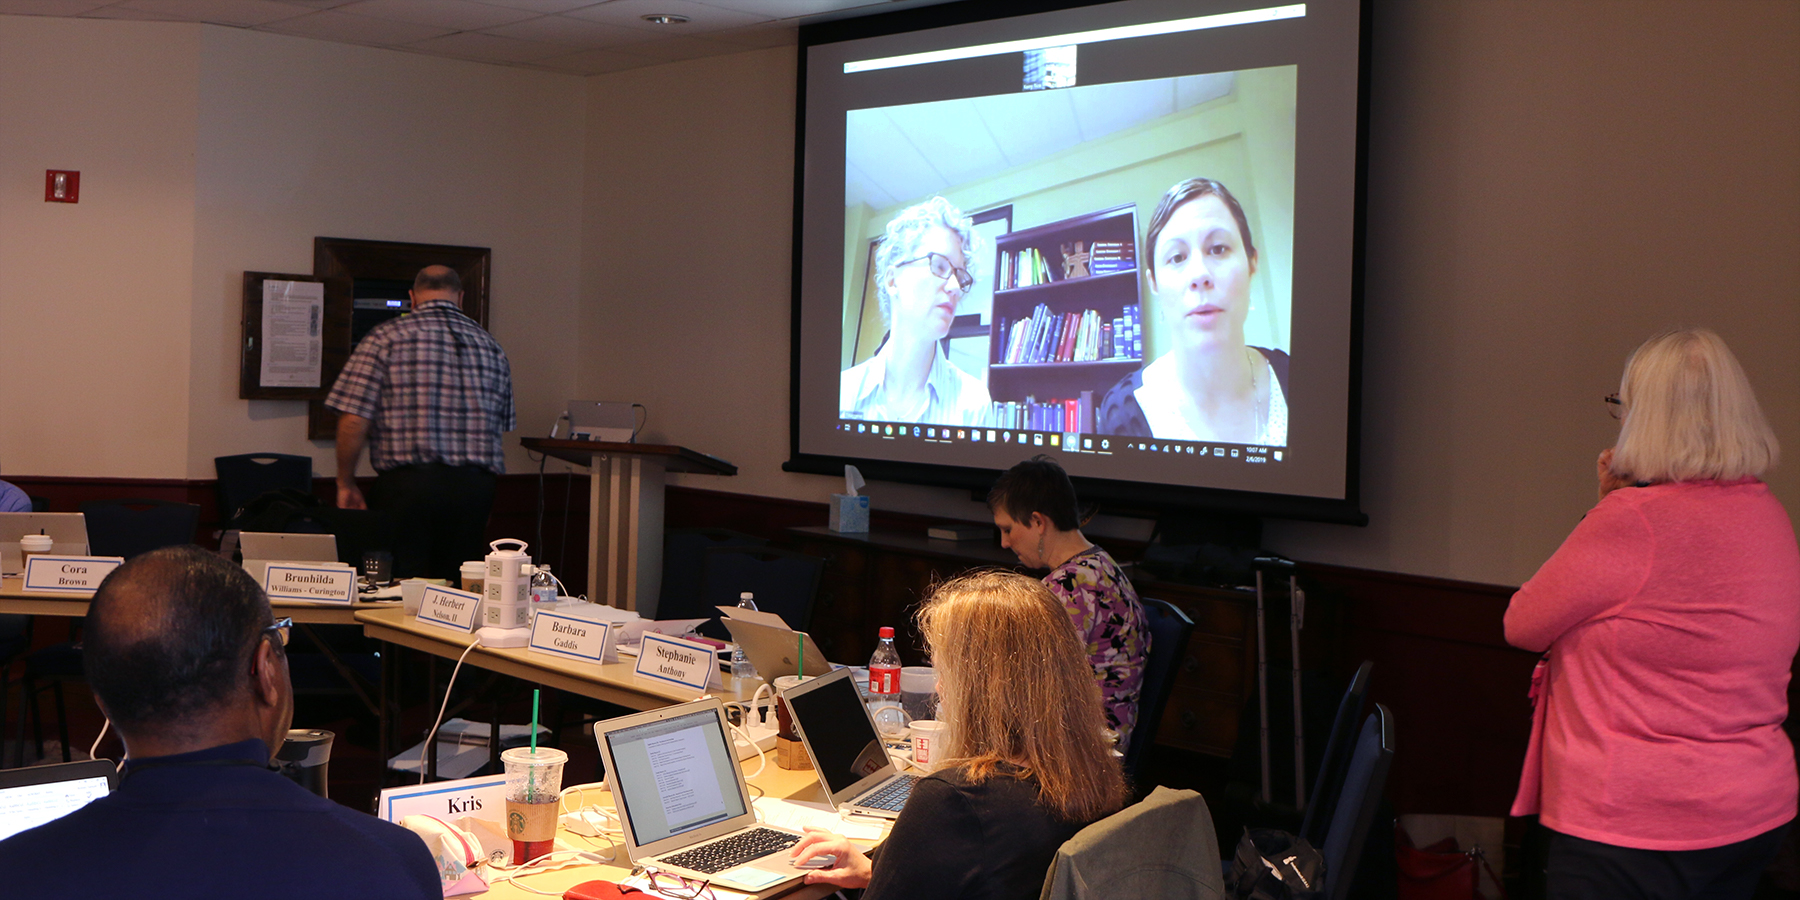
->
<box><xmin>786</xmin><ymin>571</ymin><xmax>1130</xmax><ymax>900</ymax></box>
<box><xmin>840</xmin><ymin>196</ymin><xmax>992</xmax><ymax>427</ymax></box>
<box><xmin>1506</xmin><ymin>328</ymin><xmax>1796</xmax><ymax>900</ymax></box>
<box><xmin>1097</xmin><ymin>178</ymin><xmax>1288</xmax><ymax>444</ymax></box>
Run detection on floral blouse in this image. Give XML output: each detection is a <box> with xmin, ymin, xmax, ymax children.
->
<box><xmin>1043</xmin><ymin>546</ymin><xmax>1150</xmax><ymax>745</ymax></box>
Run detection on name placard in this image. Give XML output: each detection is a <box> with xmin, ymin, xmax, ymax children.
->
<box><xmin>635</xmin><ymin>633</ymin><xmax>720</xmax><ymax>693</ymax></box>
<box><xmin>419</xmin><ymin>586</ymin><xmax>482</xmax><ymax>633</ymax></box>
<box><xmin>22</xmin><ymin>555</ymin><xmax>124</xmax><ymax>593</ymax></box>
<box><xmin>264</xmin><ymin>564</ymin><xmax>356</xmax><ymax>604</ymax></box>
<box><xmin>378</xmin><ymin>774</ymin><xmax>508</xmax><ymax>823</ymax></box>
<box><xmin>528</xmin><ymin>612</ymin><xmax>614</xmax><ymax>664</ymax></box>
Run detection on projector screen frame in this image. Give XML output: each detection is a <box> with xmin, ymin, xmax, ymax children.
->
<box><xmin>785</xmin><ymin>0</ymin><xmax>1372</xmax><ymax>527</ymax></box>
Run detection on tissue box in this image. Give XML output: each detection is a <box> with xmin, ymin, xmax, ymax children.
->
<box><xmin>829</xmin><ymin>494</ymin><xmax>870</xmax><ymax>533</ymax></box>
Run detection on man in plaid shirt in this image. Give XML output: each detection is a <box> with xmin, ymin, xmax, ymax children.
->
<box><xmin>326</xmin><ymin>265</ymin><xmax>515</xmax><ymax>579</ymax></box>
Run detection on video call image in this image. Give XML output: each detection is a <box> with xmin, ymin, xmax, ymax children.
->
<box><xmin>837</xmin><ymin>65</ymin><xmax>1296</xmax><ymax>448</ymax></box>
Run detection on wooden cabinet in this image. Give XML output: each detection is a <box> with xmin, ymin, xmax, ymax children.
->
<box><xmin>785</xmin><ymin>526</ymin><xmax>1255</xmax><ymax>757</ymax></box>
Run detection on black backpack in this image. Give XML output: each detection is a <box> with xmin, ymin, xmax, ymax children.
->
<box><xmin>1228</xmin><ymin>828</ymin><xmax>1326</xmax><ymax>900</ymax></box>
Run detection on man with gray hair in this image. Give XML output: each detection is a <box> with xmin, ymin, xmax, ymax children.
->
<box><xmin>328</xmin><ymin>264</ymin><xmax>515</xmax><ymax>579</ymax></box>
<box><xmin>0</xmin><ymin>546</ymin><xmax>439</xmax><ymax>898</ymax></box>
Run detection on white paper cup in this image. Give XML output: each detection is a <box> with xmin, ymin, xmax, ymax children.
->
<box><xmin>19</xmin><ymin>534</ymin><xmax>53</xmax><ymax>573</ymax></box>
<box><xmin>400</xmin><ymin>578</ymin><xmax>430</xmax><ymax>615</ymax></box>
<box><xmin>910</xmin><ymin>719</ymin><xmax>946</xmax><ymax>772</ymax></box>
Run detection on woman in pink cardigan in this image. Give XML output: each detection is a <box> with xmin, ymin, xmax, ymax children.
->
<box><xmin>1506</xmin><ymin>328</ymin><xmax>1796</xmax><ymax>900</ymax></box>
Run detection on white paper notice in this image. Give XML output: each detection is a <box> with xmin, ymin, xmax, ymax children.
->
<box><xmin>646</xmin><ymin>726</ymin><xmax>726</xmax><ymax>832</ymax></box>
<box><xmin>260</xmin><ymin>279</ymin><xmax>324</xmax><ymax>388</ymax></box>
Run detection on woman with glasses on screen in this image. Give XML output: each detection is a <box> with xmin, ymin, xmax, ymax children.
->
<box><xmin>787</xmin><ymin>571</ymin><xmax>1129</xmax><ymax>900</ymax></box>
<box><xmin>1096</xmin><ymin>178</ymin><xmax>1288</xmax><ymax>445</ymax></box>
<box><xmin>840</xmin><ymin>196</ymin><xmax>993</xmax><ymax>428</ymax></box>
<box><xmin>1506</xmin><ymin>329</ymin><xmax>1796</xmax><ymax>900</ymax></box>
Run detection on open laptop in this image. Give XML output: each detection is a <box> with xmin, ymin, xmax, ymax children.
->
<box><xmin>781</xmin><ymin>668</ymin><xmax>920</xmax><ymax>819</ymax></box>
<box><xmin>0</xmin><ymin>512</ymin><xmax>89</xmax><ymax>577</ymax></box>
<box><xmin>0</xmin><ymin>759</ymin><xmax>119</xmax><ymax>842</ymax></box>
<box><xmin>594</xmin><ymin>698</ymin><xmax>807</xmax><ymax>896</ymax></box>
<box><xmin>721</xmin><ymin>617</ymin><xmax>833</xmax><ymax>683</ymax></box>
<box><xmin>567</xmin><ymin>401</ymin><xmax>637</xmax><ymax>443</ymax></box>
<box><xmin>239</xmin><ymin>531</ymin><xmax>339</xmax><ymax>584</ymax></box>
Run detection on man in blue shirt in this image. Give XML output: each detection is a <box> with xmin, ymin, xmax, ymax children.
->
<box><xmin>0</xmin><ymin>546</ymin><xmax>440</xmax><ymax>899</ymax></box>
<box><xmin>0</xmin><ymin>478</ymin><xmax>31</xmax><ymax>512</ymax></box>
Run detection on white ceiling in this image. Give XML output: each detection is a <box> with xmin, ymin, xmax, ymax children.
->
<box><xmin>0</xmin><ymin>0</ymin><xmax>956</xmax><ymax>75</ymax></box>
<box><xmin>847</xmin><ymin>72</ymin><xmax>1237</xmax><ymax>210</ymax></box>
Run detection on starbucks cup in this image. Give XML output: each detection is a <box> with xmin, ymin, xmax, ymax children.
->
<box><xmin>501</xmin><ymin>746</ymin><xmax>567</xmax><ymax>865</ymax></box>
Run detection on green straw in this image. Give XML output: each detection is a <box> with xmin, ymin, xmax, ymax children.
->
<box><xmin>531</xmin><ymin>688</ymin><xmax>541</xmax><ymax>752</ymax></box>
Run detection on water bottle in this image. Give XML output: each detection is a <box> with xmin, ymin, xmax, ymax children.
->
<box><xmin>730</xmin><ymin>592</ymin><xmax>758</xmax><ymax>681</ymax></box>
<box><xmin>868</xmin><ymin>627</ymin><xmax>906</xmax><ymax>737</ymax></box>
<box><xmin>530</xmin><ymin>564</ymin><xmax>557</xmax><ymax>609</ymax></box>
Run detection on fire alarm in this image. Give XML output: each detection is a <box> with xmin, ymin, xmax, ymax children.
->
<box><xmin>45</xmin><ymin>170</ymin><xmax>80</xmax><ymax>203</ymax></box>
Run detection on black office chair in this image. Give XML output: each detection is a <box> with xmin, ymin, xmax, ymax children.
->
<box><xmin>79</xmin><ymin>498</ymin><xmax>201</xmax><ymax>560</ymax></box>
<box><xmin>657</xmin><ymin>528</ymin><xmax>768</xmax><ymax>621</ymax></box>
<box><xmin>1123</xmin><ymin>597</ymin><xmax>1194</xmax><ymax>785</ymax></box>
<box><xmin>1319</xmin><ymin>703</ymin><xmax>1395</xmax><ymax>900</ymax></box>
<box><xmin>215</xmin><ymin>453</ymin><xmax>314</xmax><ymax>526</ymax></box>
<box><xmin>1299</xmin><ymin>660</ymin><xmax>1374</xmax><ymax>846</ymax></box>
<box><xmin>29</xmin><ymin>496</ymin><xmax>49</xmax><ymax>513</ymax></box>
<box><xmin>699</xmin><ymin>546</ymin><xmax>825</xmax><ymax>632</ymax></box>
<box><xmin>0</xmin><ymin>614</ymin><xmax>32</xmax><ymax>768</ymax></box>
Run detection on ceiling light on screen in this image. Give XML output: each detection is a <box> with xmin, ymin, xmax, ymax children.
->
<box><xmin>641</xmin><ymin>14</ymin><xmax>690</xmax><ymax>25</ymax></box>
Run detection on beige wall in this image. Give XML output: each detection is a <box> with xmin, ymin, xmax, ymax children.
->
<box><xmin>0</xmin><ymin>17</ymin><xmax>200</xmax><ymax>479</ymax></box>
<box><xmin>581</xmin><ymin>2</ymin><xmax>1800</xmax><ymax>587</ymax></box>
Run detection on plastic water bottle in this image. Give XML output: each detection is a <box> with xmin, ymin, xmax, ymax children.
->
<box><xmin>868</xmin><ymin>627</ymin><xmax>906</xmax><ymax>738</ymax></box>
<box><xmin>731</xmin><ymin>592</ymin><xmax>758</xmax><ymax>681</ymax></box>
<box><xmin>530</xmin><ymin>564</ymin><xmax>557</xmax><ymax>609</ymax></box>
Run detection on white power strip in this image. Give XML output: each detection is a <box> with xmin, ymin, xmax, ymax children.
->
<box><xmin>733</xmin><ymin>720</ymin><xmax>779</xmax><ymax>761</ymax></box>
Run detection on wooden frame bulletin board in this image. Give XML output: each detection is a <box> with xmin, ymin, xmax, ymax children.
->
<box><xmin>240</xmin><ymin>271</ymin><xmax>332</xmax><ymax>401</ymax></box>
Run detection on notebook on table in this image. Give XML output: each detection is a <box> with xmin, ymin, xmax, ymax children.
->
<box><xmin>781</xmin><ymin>667</ymin><xmax>919</xmax><ymax>819</ymax></box>
<box><xmin>0</xmin><ymin>512</ymin><xmax>89</xmax><ymax>577</ymax></box>
<box><xmin>0</xmin><ymin>759</ymin><xmax>118</xmax><ymax>842</ymax></box>
<box><xmin>593</xmin><ymin>698</ymin><xmax>807</xmax><ymax>896</ymax></box>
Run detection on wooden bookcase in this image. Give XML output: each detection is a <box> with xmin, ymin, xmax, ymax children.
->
<box><xmin>987</xmin><ymin>204</ymin><xmax>1144</xmax><ymax>424</ymax></box>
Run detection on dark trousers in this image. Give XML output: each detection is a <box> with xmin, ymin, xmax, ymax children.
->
<box><xmin>373</xmin><ymin>463</ymin><xmax>497</xmax><ymax>581</ymax></box>
<box><xmin>1546</xmin><ymin>822</ymin><xmax>1790</xmax><ymax>900</ymax></box>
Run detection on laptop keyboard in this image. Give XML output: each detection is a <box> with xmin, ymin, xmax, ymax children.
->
<box><xmin>661</xmin><ymin>827</ymin><xmax>801</xmax><ymax>874</ymax></box>
<box><xmin>855</xmin><ymin>774</ymin><xmax>919</xmax><ymax>812</ymax></box>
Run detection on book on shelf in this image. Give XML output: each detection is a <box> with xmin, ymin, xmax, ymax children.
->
<box><xmin>987</xmin><ymin>393</ymin><xmax>1097</xmax><ymax>432</ymax></box>
<box><xmin>998</xmin><ymin>303</ymin><xmax>1144</xmax><ymax>364</ymax></box>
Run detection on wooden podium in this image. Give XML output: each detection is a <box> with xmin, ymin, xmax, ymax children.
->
<box><xmin>520</xmin><ymin>438</ymin><xmax>735</xmax><ymax>613</ymax></box>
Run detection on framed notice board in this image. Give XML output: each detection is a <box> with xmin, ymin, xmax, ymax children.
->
<box><xmin>240</xmin><ymin>272</ymin><xmax>333</xmax><ymax>400</ymax></box>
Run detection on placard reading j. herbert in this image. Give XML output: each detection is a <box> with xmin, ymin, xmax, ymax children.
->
<box><xmin>263</xmin><ymin>564</ymin><xmax>356</xmax><ymax>604</ymax></box>
<box><xmin>634</xmin><ymin>632</ymin><xmax>720</xmax><ymax>693</ymax></box>
<box><xmin>419</xmin><ymin>586</ymin><xmax>482</xmax><ymax>633</ymax></box>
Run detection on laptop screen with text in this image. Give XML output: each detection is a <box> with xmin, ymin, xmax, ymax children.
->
<box><xmin>605</xmin><ymin>709</ymin><xmax>748</xmax><ymax>847</ymax></box>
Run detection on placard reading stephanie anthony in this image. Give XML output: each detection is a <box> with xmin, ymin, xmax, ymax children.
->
<box><xmin>527</xmin><ymin>612</ymin><xmax>614</xmax><ymax>664</ymax></box>
<box><xmin>264</xmin><ymin>564</ymin><xmax>356</xmax><ymax>604</ymax></box>
<box><xmin>22</xmin><ymin>556</ymin><xmax>124</xmax><ymax>593</ymax></box>
<box><xmin>419</xmin><ymin>586</ymin><xmax>482</xmax><ymax>633</ymax></box>
<box><xmin>634</xmin><ymin>632</ymin><xmax>720</xmax><ymax>692</ymax></box>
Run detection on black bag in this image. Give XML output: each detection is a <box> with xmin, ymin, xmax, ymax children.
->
<box><xmin>1228</xmin><ymin>828</ymin><xmax>1326</xmax><ymax>900</ymax></box>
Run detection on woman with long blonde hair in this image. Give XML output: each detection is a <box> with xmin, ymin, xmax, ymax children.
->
<box><xmin>788</xmin><ymin>570</ymin><xmax>1129</xmax><ymax>899</ymax></box>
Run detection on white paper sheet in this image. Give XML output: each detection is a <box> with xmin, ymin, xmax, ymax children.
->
<box><xmin>259</xmin><ymin>279</ymin><xmax>325</xmax><ymax>388</ymax></box>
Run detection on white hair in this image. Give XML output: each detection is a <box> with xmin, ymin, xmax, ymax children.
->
<box><xmin>1611</xmin><ymin>328</ymin><xmax>1779</xmax><ymax>483</ymax></box>
<box><xmin>874</xmin><ymin>196</ymin><xmax>979</xmax><ymax>326</ymax></box>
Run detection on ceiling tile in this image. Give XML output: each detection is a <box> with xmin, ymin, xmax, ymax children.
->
<box><xmin>611</xmin><ymin>32</ymin><xmax>747</xmax><ymax>61</ymax></box>
<box><xmin>270</xmin><ymin>0</ymin><xmax>357</xmax><ymax>8</ymax></box>
<box><xmin>703</xmin><ymin>18</ymin><xmax>796</xmax><ymax>49</ymax></box>
<box><xmin>337</xmin><ymin>0</ymin><xmax>536</xmax><ymax>31</ymax></box>
<box><xmin>690</xmin><ymin>0</ymin><xmax>883</xmax><ymax>20</ymax></box>
<box><xmin>481</xmin><ymin>13</ymin><xmax>655</xmax><ymax>49</ymax></box>
<box><xmin>565</xmin><ymin>0</ymin><xmax>771</xmax><ymax>36</ymax></box>
<box><xmin>259</xmin><ymin>8</ymin><xmax>451</xmax><ymax>44</ymax></box>
<box><xmin>77</xmin><ymin>5</ymin><xmax>189</xmax><ymax>19</ymax></box>
<box><xmin>472</xmin><ymin>0</ymin><xmax>603</xmax><ymax>12</ymax></box>
<box><xmin>533</xmin><ymin>45</ymin><xmax>661</xmax><ymax>75</ymax></box>
<box><xmin>116</xmin><ymin>0</ymin><xmax>314</xmax><ymax>25</ymax></box>
<box><xmin>0</xmin><ymin>0</ymin><xmax>114</xmax><ymax>15</ymax></box>
<box><xmin>406</xmin><ymin>30</ymin><xmax>570</xmax><ymax>63</ymax></box>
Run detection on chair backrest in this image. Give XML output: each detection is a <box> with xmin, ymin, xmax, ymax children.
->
<box><xmin>1040</xmin><ymin>786</ymin><xmax>1224</xmax><ymax>900</ymax></box>
<box><xmin>79</xmin><ymin>498</ymin><xmax>202</xmax><ymax>560</ymax></box>
<box><xmin>658</xmin><ymin>528</ymin><xmax>769</xmax><ymax>621</ymax></box>
<box><xmin>1320</xmin><ymin>703</ymin><xmax>1395</xmax><ymax>900</ymax></box>
<box><xmin>1300</xmin><ymin>660</ymin><xmax>1374</xmax><ymax>845</ymax></box>
<box><xmin>214</xmin><ymin>453</ymin><xmax>314</xmax><ymax>524</ymax></box>
<box><xmin>29</xmin><ymin>496</ymin><xmax>49</xmax><ymax>513</ymax></box>
<box><xmin>1123</xmin><ymin>597</ymin><xmax>1195</xmax><ymax>782</ymax></box>
<box><xmin>699</xmin><ymin>546</ymin><xmax>825</xmax><ymax>632</ymax></box>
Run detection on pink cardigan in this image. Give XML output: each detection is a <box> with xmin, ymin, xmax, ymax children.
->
<box><xmin>1506</xmin><ymin>478</ymin><xmax>1800</xmax><ymax>850</ymax></box>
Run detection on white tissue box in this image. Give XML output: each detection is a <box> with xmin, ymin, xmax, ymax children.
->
<box><xmin>829</xmin><ymin>494</ymin><xmax>870</xmax><ymax>533</ymax></box>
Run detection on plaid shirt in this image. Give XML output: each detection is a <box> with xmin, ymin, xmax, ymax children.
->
<box><xmin>326</xmin><ymin>299</ymin><xmax>515</xmax><ymax>474</ymax></box>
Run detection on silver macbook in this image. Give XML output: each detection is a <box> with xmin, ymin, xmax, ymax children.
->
<box><xmin>0</xmin><ymin>759</ymin><xmax>118</xmax><ymax>842</ymax></box>
<box><xmin>567</xmin><ymin>401</ymin><xmax>637</xmax><ymax>443</ymax></box>
<box><xmin>594</xmin><ymin>699</ymin><xmax>806</xmax><ymax>896</ymax></box>
<box><xmin>721</xmin><ymin>617</ymin><xmax>833</xmax><ymax>683</ymax></box>
<box><xmin>0</xmin><ymin>512</ymin><xmax>89</xmax><ymax>577</ymax></box>
<box><xmin>239</xmin><ymin>531</ymin><xmax>339</xmax><ymax>583</ymax></box>
<box><xmin>781</xmin><ymin>667</ymin><xmax>919</xmax><ymax>820</ymax></box>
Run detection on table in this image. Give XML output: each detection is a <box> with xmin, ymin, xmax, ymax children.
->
<box><xmin>0</xmin><ymin>577</ymin><xmax>403</xmax><ymax>624</ymax></box>
<box><xmin>476</xmin><ymin>759</ymin><xmax>874</xmax><ymax>899</ymax></box>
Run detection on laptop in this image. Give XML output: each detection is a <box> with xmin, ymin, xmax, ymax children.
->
<box><xmin>0</xmin><ymin>759</ymin><xmax>119</xmax><ymax>842</ymax></box>
<box><xmin>594</xmin><ymin>698</ymin><xmax>807</xmax><ymax>896</ymax></box>
<box><xmin>239</xmin><ymin>531</ymin><xmax>339</xmax><ymax>584</ymax></box>
<box><xmin>0</xmin><ymin>512</ymin><xmax>89</xmax><ymax>577</ymax></box>
<box><xmin>721</xmin><ymin>617</ymin><xmax>833</xmax><ymax>683</ymax></box>
<box><xmin>567</xmin><ymin>401</ymin><xmax>637</xmax><ymax>443</ymax></box>
<box><xmin>781</xmin><ymin>667</ymin><xmax>919</xmax><ymax>819</ymax></box>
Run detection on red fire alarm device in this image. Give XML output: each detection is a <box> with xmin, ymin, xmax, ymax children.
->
<box><xmin>45</xmin><ymin>170</ymin><xmax>80</xmax><ymax>203</ymax></box>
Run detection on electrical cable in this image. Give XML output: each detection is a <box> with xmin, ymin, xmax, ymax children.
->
<box><xmin>419</xmin><ymin>638</ymin><xmax>482</xmax><ymax>784</ymax></box>
<box><xmin>630</xmin><ymin>404</ymin><xmax>647</xmax><ymax>443</ymax></box>
<box><xmin>89</xmin><ymin>718</ymin><xmax>111</xmax><ymax>766</ymax></box>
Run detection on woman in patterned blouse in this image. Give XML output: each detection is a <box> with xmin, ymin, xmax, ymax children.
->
<box><xmin>988</xmin><ymin>455</ymin><xmax>1150</xmax><ymax>748</ymax></box>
